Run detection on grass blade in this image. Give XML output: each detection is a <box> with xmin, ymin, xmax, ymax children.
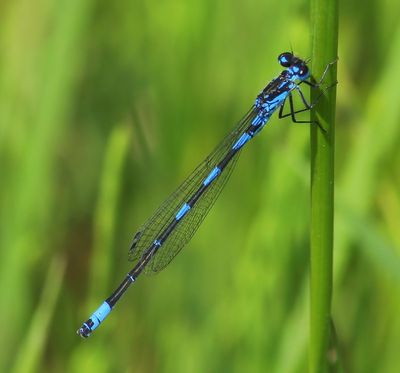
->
<box><xmin>309</xmin><ymin>0</ymin><xmax>338</xmax><ymax>371</ymax></box>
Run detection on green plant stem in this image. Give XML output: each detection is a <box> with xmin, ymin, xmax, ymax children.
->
<box><xmin>309</xmin><ymin>0</ymin><xmax>338</xmax><ymax>372</ymax></box>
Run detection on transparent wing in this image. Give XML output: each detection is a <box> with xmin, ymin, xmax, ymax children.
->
<box><xmin>128</xmin><ymin>107</ymin><xmax>257</xmax><ymax>274</ymax></box>
<box><xmin>145</xmin><ymin>151</ymin><xmax>240</xmax><ymax>273</ymax></box>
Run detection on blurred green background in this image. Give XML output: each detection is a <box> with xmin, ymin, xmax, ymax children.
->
<box><xmin>1</xmin><ymin>0</ymin><xmax>399</xmax><ymax>372</ymax></box>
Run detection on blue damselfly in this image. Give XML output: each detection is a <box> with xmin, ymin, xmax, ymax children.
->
<box><xmin>77</xmin><ymin>52</ymin><xmax>335</xmax><ymax>338</ymax></box>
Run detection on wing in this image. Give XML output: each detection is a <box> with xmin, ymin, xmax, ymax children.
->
<box><xmin>128</xmin><ymin>107</ymin><xmax>257</xmax><ymax>274</ymax></box>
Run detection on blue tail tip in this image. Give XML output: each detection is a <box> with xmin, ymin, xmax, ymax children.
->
<box><xmin>77</xmin><ymin>301</ymin><xmax>112</xmax><ymax>338</ymax></box>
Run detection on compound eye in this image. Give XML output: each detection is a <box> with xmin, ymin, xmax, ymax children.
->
<box><xmin>278</xmin><ymin>52</ymin><xmax>293</xmax><ymax>67</ymax></box>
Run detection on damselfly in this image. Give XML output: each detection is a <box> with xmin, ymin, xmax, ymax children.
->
<box><xmin>77</xmin><ymin>52</ymin><xmax>336</xmax><ymax>338</ymax></box>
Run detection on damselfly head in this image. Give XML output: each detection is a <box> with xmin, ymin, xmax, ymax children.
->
<box><xmin>278</xmin><ymin>52</ymin><xmax>309</xmax><ymax>80</ymax></box>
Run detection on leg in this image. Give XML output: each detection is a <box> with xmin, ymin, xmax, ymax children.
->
<box><xmin>302</xmin><ymin>58</ymin><xmax>338</xmax><ymax>88</ymax></box>
<box><xmin>279</xmin><ymin>93</ymin><xmax>326</xmax><ymax>132</ymax></box>
<box><xmin>279</xmin><ymin>93</ymin><xmax>312</xmax><ymax>119</ymax></box>
<box><xmin>287</xmin><ymin>94</ymin><xmax>326</xmax><ymax>131</ymax></box>
<box><xmin>279</xmin><ymin>59</ymin><xmax>338</xmax><ymax>132</ymax></box>
<box><xmin>279</xmin><ymin>79</ymin><xmax>335</xmax><ymax>116</ymax></box>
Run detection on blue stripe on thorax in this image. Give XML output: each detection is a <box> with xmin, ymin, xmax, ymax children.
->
<box><xmin>265</xmin><ymin>90</ymin><xmax>290</xmax><ymax>108</ymax></box>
